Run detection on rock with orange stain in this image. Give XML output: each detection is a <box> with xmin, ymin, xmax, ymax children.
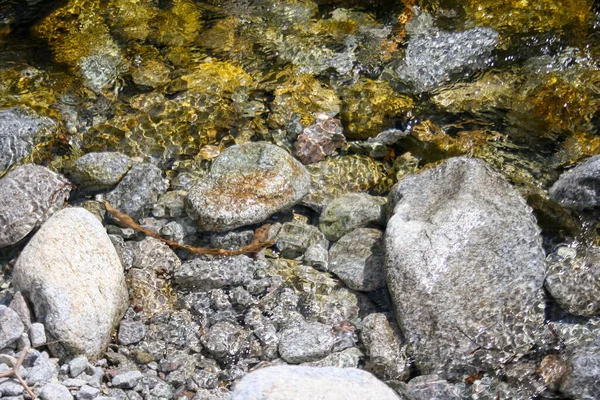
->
<box><xmin>186</xmin><ymin>142</ymin><xmax>311</xmax><ymax>231</ymax></box>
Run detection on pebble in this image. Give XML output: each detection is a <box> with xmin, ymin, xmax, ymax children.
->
<box><xmin>278</xmin><ymin>321</ymin><xmax>334</xmax><ymax>364</ymax></box>
<box><xmin>29</xmin><ymin>323</ymin><xmax>47</xmax><ymax>348</ymax></box>
<box><xmin>111</xmin><ymin>370</ymin><xmax>144</xmax><ymax>389</ymax></box>
<box><xmin>549</xmin><ymin>154</ymin><xmax>600</xmax><ymax>209</ymax></box>
<box><xmin>39</xmin><ymin>382</ymin><xmax>73</xmax><ymax>400</ymax></box>
<box><xmin>118</xmin><ymin>320</ymin><xmax>147</xmax><ymax>346</ymax></box>
<box><xmin>69</xmin><ymin>356</ymin><xmax>89</xmax><ymax>378</ymax></box>
<box><xmin>0</xmin><ymin>306</ymin><xmax>24</xmax><ymax>350</ymax></box>
<box><xmin>274</xmin><ymin>221</ymin><xmax>329</xmax><ymax>259</ymax></box>
<box><xmin>328</xmin><ymin>228</ymin><xmax>386</xmax><ymax>292</ymax></box>
<box><xmin>104</xmin><ymin>162</ymin><xmax>168</xmax><ymax>220</ymax></box>
<box><xmin>319</xmin><ymin>193</ymin><xmax>385</xmax><ymax>241</ymax></box>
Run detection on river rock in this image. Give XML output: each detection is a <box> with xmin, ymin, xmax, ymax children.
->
<box><xmin>186</xmin><ymin>142</ymin><xmax>311</xmax><ymax>231</ymax></box>
<box><xmin>328</xmin><ymin>228</ymin><xmax>385</xmax><ymax>292</ymax></box>
<box><xmin>274</xmin><ymin>221</ymin><xmax>329</xmax><ymax>259</ymax></box>
<box><xmin>104</xmin><ymin>162</ymin><xmax>168</xmax><ymax>220</ymax></box>
<box><xmin>65</xmin><ymin>152</ymin><xmax>132</xmax><ymax>193</ymax></box>
<box><xmin>0</xmin><ymin>305</ymin><xmax>24</xmax><ymax>350</ymax></box>
<box><xmin>0</xmin><ymin>107</ymin><xmax>56</xmax><ymax>175</ymax></box>
<box><xmin>395</xmin><ymin>10</ymin><xmax>498</xmax><ymax>93</ymax></box>
<box><xmin>549</xmin><ymin>154</ymin><xmax>600</xmax><ymax>209</ymax></box>
<box><xmin>0</xmin><ymin>164</ymin><xmax>71</xmax><ymax>248</ymax></box>
<box><xmin>278</xmin><ymin>321</ymin><xmax>334</xmax><ymax>364</ymax></box>
<box><xmin>360</xmin><ymin>313</ymin><xmax>409</xmax><ymax>381</ymax></box>
<box><xmin>13</xmin><ymin>207</ymin><xmax>129</xmax><ymax>360</ymax></box>
<box><xmin>385</xmin><ymin>157</ymin><xmax>546</xmax><ymax>378</ymax></box>
<box><xmin>319</xmin><ymin>193</ymin><xmax>385</xmax><ymax>241</ymax></box>
<box><xmin>229</xmin><ymin>365</ymin><xmax>402</xmax><ymax>400</ymax></box>
<box><xmin>174</xmin><ymin>255</ymin><xmax>258</xmax><ymax>292</ymax></box>
<box><xmin>560</xmin><ymin>345</ymin><xmax>600</xmax><ymax>398</ymax></box>
<box><xmin>545</xmin><ymin>245</ymin><xmax>600</xmax><ymax>317</ymax></box>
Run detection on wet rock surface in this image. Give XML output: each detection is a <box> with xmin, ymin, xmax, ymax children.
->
<box><xmin>385</xmin><ymin>157</ymin><xmax>546</xmax><ymax>378</ymax></box>
<box><xmin>103</xmin><ymin>163</ymin><xmax>168</xmax><ymax>220</ymax></box>
<box><xmin>65</xmin><ymin>152</ymin><xmax>132</xmax><ymax>193</ymax></box>
<box><xmin>0</xmin><ymin>164</ymin><xmax>71</xmax><ymax>248</ymax></box>
<box><xmin>230</xmin><ymin>366</ymin><xmax>402</xmax><ymax>400</ymax></box>
<box><xmin>319</xmin><ymin>193</ymin><xmax>385</xmax><ymax>241</ymax></box>
<box><xmin>13</xmin><ymin>207</ymin><xmax>129</xmax><ymax>360</ymax></box>
<box><xmin>186</xmin><ymin>142</ymin><xmax>311</xmax><ymax>231</ymax></box>
<box><xmin>545</xmin><ymin>245</ymin><xmax>600</xmax><ymax>317</ymax></box>
<box><xmin>395</xmin><ymin>11</ymin><xmax>499</xmax><ymax>93</ymax></box>
<box><xmin>328</xmin><ymin>228</ymin><xmax>385</xmax><ymax>292</ymax></box>
<box><xmin>549</xmin><ymin>154</ymin><xmax>600</xmax><ymax>209</ymax></box>
<box><xmin>0</xmin><ymin>107</ymin><xmax>56</xmax><ymax>175</ymax></box>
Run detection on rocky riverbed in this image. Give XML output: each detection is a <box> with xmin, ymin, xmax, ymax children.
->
<box><xmin>2</xmin><ymin>0</ymin><xmax>600</xmax><ymax>399</ymax></box>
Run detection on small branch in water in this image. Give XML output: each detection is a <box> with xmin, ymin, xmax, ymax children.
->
<box><xmin>103</xmin><ymin>201</ymin><xmax>274</xmax><ymax>256</ymax></box>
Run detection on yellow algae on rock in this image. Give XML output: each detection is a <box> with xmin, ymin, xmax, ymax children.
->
<box><xmin>432</xmin><ymin>72</ymin><xmax>521</xmax><ymax>116</ymax></box>
<box><xmin>507</xmin><ymin>69</ymin><xmax>600</xmax><ymax>140</ymax></box>
<box><xmin>303</xmin><ymin>155</ymin><xmax>394</xmax><ymax>210</ymax></box>
<box><xmin>340</xmin><ymin>78</ymin><xmax>413</xmax><ymax>140</ymax></box>
<box><xmin>149</xmin><ymin>0</ymin><xmax>203</xmax><ymax>47</ymax></box>
<box><xmin>463</xmin><ymin>0</ymin><xmax>592</xmax><ymax>37</ymax></box>
<box><xmin>175</xmin><ymin>60</ymin><xmax>255</xmax><ymax>95</ymax></box>
<box><xmin>34</xmin><ymin>0</ymin><xmax>120</xmax><ymax>67</ymax></box>
<box><xmin>267</xmin><ymin>67</ymin><xmax>341</xmax><ymax>128</ymax></box>
<box><xmin>105</xmin><ymin>0</ymin><xmax>157</xmax><ymax>42</ymax></box>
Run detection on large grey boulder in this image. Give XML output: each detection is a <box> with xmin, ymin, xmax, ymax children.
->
<box><xmin>385</xmin><ymin>157</ymin><xmax>546</xmax><ymax>378</ymax></box>
<box><xmin>13</xmin><ymin>207</ymin><xmax>129</xmax><ymax>360</ymax></box>
<box><xmin>0</xmin><ymin>164</ymin><xmax>71</xmax><ymax>248</ymax></box>
<box><xmin>229</xmin><ymin>366</ymin><xmax>402</xmax><ymax>400</ymax></box>
<box><xmin>0</xmin><ymin>107</ymin><xmax>56</xmax><ymax>175</ymax></box>
<box><xmin>549</xmin><ymin>154</ymin><xmax>600</xmax><ymax>209</ymax></box>
<box><xmin>104</xmin><ymin>162</ymin><xmax>168</xmax><ymax>220</ymax></box>
<box><xmin>186</xmin><ymin>142</ymin><xmax>311</xmax><ymax>231</ymax></box>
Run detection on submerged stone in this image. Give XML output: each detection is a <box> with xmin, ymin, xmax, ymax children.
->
<box><xmin>0</xmin><ymin>108</ymin><xmax>57</xmax><ymax>176</ymax></box>
<box><xmin>395</xmin><ymin>22</ymin><xmax>498</xmax><ymax>93</ymax></box>
<box><xmin>549</xmin><ymin>154</ymin><xmax>600</xmax><ymax>209</ymax></box>
<box><xmin>186</xmin><ymin>142</ymin><xmax>310</xmax><ymax>231</ymax></box>
<box><xmin>65</xmin><ymin>152</ymin><xmax>132</xmax><ymax>193</ymax></box>
<box><xmin>386</xmin><ymin>157</ymin><xmax>546</xmax><ymax>378</ymax></box>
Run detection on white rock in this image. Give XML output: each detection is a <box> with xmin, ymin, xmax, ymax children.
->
<box><xmin>13</xmin><ymin>207</ymin><xmax>129</xmax><ymax>360</ymax></box>
<box><xmin>230</xmin><ymin>366</ymin><xmax>402</xmax><ymax>400</ymax></box>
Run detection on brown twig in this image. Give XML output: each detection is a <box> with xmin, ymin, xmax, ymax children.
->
<box><xmin>103</xmin><ymin>201</ymin><xmax>274</xmax><ymax>256</ymax></box>
<box><xmin>0</xmin><ymin>345</ymin><xmax>36</xmax><ymax>398</ymax></box>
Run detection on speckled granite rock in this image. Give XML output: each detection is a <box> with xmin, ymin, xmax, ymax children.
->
<box><xmin>560</xmin><ymin>345</ymin><xmax>600</xmax><ymax>399</ymax></box>
<box><xmin>229</xmin><ymin>365</ymin><xmax>402</xmax><ymax>400</ymax></box>
<box><xmin>395</xmin><ymin>10</ymin><xmax>498</xmax><ymax>93</ymax></box>
<box><xmin>0</xmin><ymin>107</ymin><xmax>56</xmax><ymax>175</ymax></box>
<box><xmin>319</xmin><ymin>193</ymin><xmax>385</xmax><ymax>241</ymax></box>
<box><xmin>65</xmin><ymin>152</ymin><xmax>132</xmax><ymax>193</ymax></box>
<box><xmin>104</xmin><ymin>162</ymin><xmax>168</xmax><ymax>220</ymax></box>
<box><xmin>545</xmin><ymin>245</ymin><xmax>600</xmax><ymax>317</ymax></box>
<box><xmin>0</xmin><ymin>164</ymin><xmax>71</xmax><ymax>248</ymax></box>
<box><xmin>274</xmin><ymin>221</ymin><xmax>329</xmax><ymax>259</ymax></box>
<box><xmin>278</xmin><ymin>321</ymin><xmax>334</xmax><ymax>364</ymax></box>
<box><xmin>360</xmin><ymin>313</ymin><xmax>409</xmax><ymax>381</ymax></box>
<box><xmin>386</xmin><ymin>157</ymin><xmax>546</xmax><ymax>378</ymax></box>
<box><xmin>13</xmin><ymin>207</ymin><xmax>129</xmax><ymax>360</ymax></box>
<box><xmin>0</xmin><ymin>305</ymin><xmax>24</xmax><ymax>350</ymax></box>
<box><xmin>328</xmin><ymin>228</ymin><xmax>385</xmax><ymax>292</ymax></box>
<box><xmin>186</xmin><ymin>142</ymin><xmax>311</xmax><ymax>231</ymax></box>
<box><xmin>549</xmin><ymin>154</ymin><xmax>600</xmax><ymax>209</ymax></box>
